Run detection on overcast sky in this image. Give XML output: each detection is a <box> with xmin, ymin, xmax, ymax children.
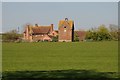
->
<box><xmin>2</xmin><ymin>2</ymin><xmax>118</xmax><ymax>33</ymax></box>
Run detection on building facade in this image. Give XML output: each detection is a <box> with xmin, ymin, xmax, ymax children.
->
<box><xmin>23</xmin><ymin>24</ymin><xmax>58</xmax><ymax>42</ymax></box>
<box><xmin>58</xmin><ymin>18</ymin><xmax>74</xmax><ymax>42</ymax></box>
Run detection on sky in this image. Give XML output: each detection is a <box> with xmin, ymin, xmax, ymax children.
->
<box><xmin>1</xmin><ymin>1</ymin><xmax>118</xmax><ymax>33</ymax></box>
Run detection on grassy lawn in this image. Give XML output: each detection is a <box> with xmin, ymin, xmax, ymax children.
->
<box><xmin>2</xmin><ymin>41</ymin><xmax>118</xmax><ymax>72</ymax></box>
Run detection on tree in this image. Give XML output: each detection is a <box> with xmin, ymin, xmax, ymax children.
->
<box><xmin>85</xmin><ymin>30</ymin><xmax>92</xmax><ymax>40</ymax></box>
<box><xmin>52</xmin><ymin>35</ymin><xmax>58</xmax><ymax>42</ymax></box>
<box><xmin>74</xmin><ymin>31</ymin><xmax>79</xmax><ymax>42</ymax></box>
<box><xmin>109</xmin><ymin>24</ymin><xmax>118</xmax><ymax>40</ymax></box>
<box><xmin>2</xmin><ymin>30</ymin><xmax>22</xmax><ymax>42</ymax></box>
<box><xmin>97</xmin><ymin>25</ymin><xmax>112</xmax><ymax>40</ymax></box>
<box><xmin>85</xmin><ymin>25</ymin><xmax>113</xmax><ymax>41</ymax></box>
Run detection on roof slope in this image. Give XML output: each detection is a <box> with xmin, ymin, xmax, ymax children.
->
<box><xmin>31</xmin><ymin>26</ymin><xmax>51</xmax><ymax>34</ymax></box>
<box><xmin>59</xmin><ymin>20</ymin><xmax>74</xmax><ymax>29</ymax></box>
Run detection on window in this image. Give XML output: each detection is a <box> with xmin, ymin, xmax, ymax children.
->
<box><xmin>64</xmin><ymin>26</ymin><xmax>66</xmax><ymax>28</ymax></box>
<box><xmin>64</xmin><ymin>26</ymin><xmax>67</xmax><ymax>32</ymax></box>
<box><xmin>64</xmin><ymin>30</ymin><xmax>66</xmax><ymax>32</ymax></box>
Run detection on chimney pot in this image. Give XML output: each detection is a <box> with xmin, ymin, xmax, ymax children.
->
<box><xmin>35</xmin><ymin>24</ymin><xmax>38</xmax><ymax>27</ymax></box>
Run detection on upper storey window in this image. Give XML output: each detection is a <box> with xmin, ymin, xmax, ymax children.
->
<box><xmin>64</xmin><ymin>26</ymin><xmax>67</xmax><ymax>32</ymax></box>
<box><xmin>64</xmin><ymin>26</ymin><xmax>66</xmax><ymax>28</ymax></box>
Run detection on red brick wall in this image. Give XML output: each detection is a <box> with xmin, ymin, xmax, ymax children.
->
<box><xmin>59</xmin><ymin>23</ymin><xmax>73</xmax><ymax>42</ymax></box>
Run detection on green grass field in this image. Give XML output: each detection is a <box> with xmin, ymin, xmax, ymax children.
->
<box><xmin>2</xmin><ymin>41</ymin><xmax>118</xmax><ymax>72</ymax></box>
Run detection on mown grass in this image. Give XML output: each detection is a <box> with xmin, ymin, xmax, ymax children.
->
<box><xmin>2</xmin><ymin>41</ymin><xmax>118</xmax><ymax>72</ymax></box>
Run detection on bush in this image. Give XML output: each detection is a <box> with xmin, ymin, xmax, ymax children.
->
<box><xmin>85</xmin><ymin>25</ymin><xmax>114</xmax><ymax>41</ymax></box>
<box><xmin>2</xmin><ymin>30</ymin><xmax>22</xmax><ymax>42</ymax></box>
<box><xmin>52</xmin><ymin>36</ymin><xmax>58</xmax><ymax>42</ymax></box>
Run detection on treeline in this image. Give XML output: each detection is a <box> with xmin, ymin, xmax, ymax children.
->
<box><xmin>74</xmin><ymin>24</ymin><xmax>119</xmax><ymax>41</ymax></box>
<box><xmin>2</xmin><ymin>30</ymin><xmax>22</xmax><ymax>42</ymax></box>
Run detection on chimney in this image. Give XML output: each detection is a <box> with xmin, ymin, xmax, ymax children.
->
<box><xmin>27</xmin><ymin>24</ymin><xmax>30</xmax><ymax>27</ymax></box>
<box><xmin>35</xmin><ymin>24</ymin><xmax>38</xmax><ymax>27</ymax></box>
<box><xmin>51</xmin><ymin>24</ymin><xmax>54</xmax><ymax>31</ymax></box>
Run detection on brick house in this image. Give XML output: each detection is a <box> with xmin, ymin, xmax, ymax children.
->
<box><xmin>75</xmin><ymin>31</ymin><xmax>86</xmax><ymax>41</ymax></box>
<box><xmin>58</xmin><ymin>18</ymin><xmax>74</xmax><ymax>42</ymax></box>
<box><xmin>23</xmin><ymin>24</ymin><xmax>58</xmax><ymax>42</ymax></box>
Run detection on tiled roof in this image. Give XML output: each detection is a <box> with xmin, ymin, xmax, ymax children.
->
<box><xmin>32</xmin><ymin>26</ymin><xmax>51</xmax><ymax>34</ymax></box>
<box><xmin>75</xmin><ymin>31</ymin><xmax>86</xmax><ymax>37</ymax></box>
